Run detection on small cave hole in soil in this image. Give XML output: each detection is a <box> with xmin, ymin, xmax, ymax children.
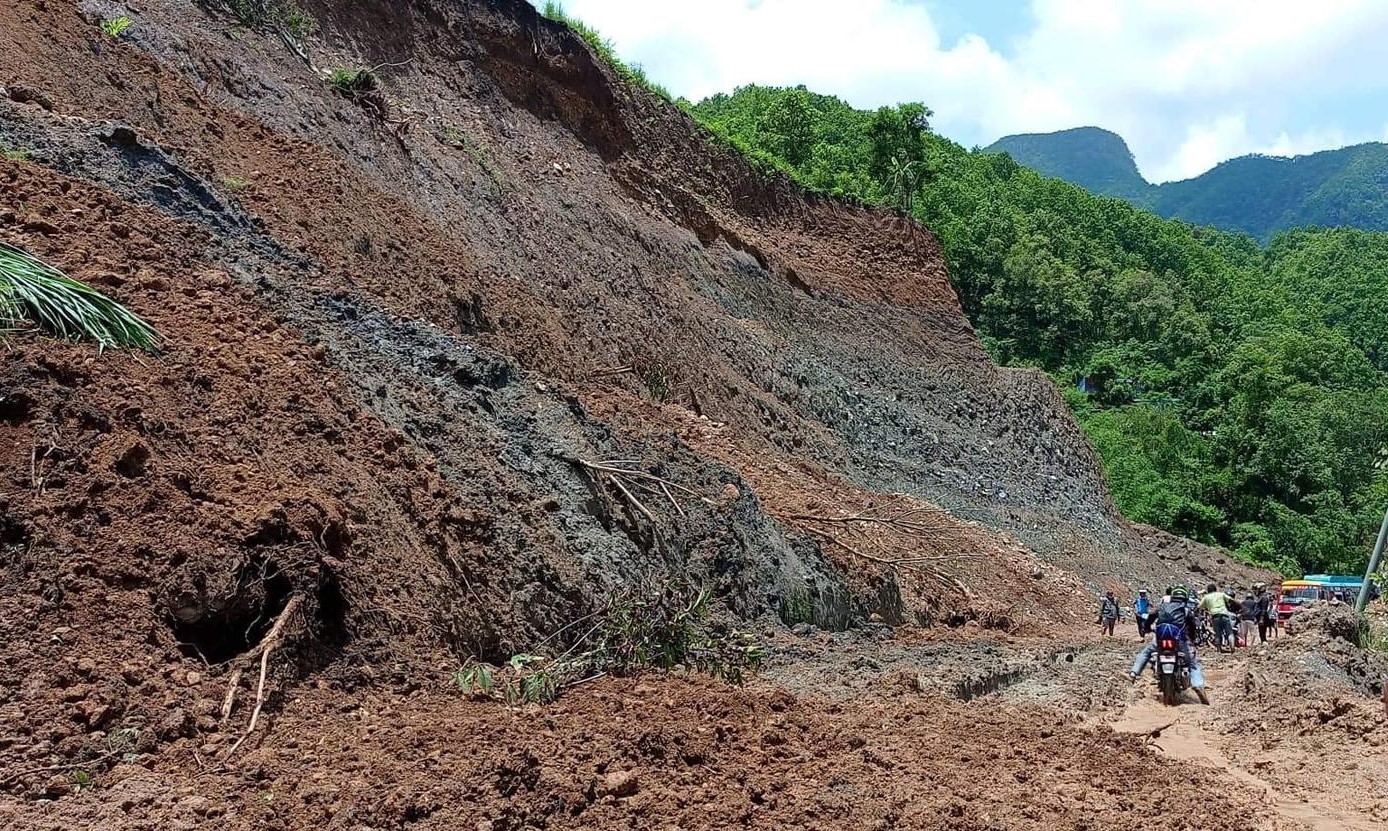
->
<box><xmin>0</xmin><ymin>391</ymin><xmax>33</xmax><ymax>425</ymax></box>
<box><xmin>313</xmin><ymin>568</ymin><xmax>350</xmax><ymax>652</ymax></box>
<box><xmin>1</xmin><ymin>517</ymin><xmax>29</xmax><ymax>569</ymax></box>
<box><xmin>114</xmin><ymin>442</ymin><xmax>151</xmax><ymax>478</ymax></box>
<box><xmin>170</xmin><ymin>563</ymin><xmax>294</xmax><ymax>664</ymax></box>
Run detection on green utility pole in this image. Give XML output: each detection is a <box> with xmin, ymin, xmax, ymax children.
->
<box><xmin>1355</xmin><ymin>503</ymin><xmax>1388</xmax><ymax>614</ymax></box>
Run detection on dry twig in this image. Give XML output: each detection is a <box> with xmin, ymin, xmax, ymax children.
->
<box><xmin>570</xmin><ymin>457</ymin><xmax>713</xmax><ymax>504</ymax></box>
<box><xmin>609</xmin><ymin>474</ymin><xmax>657</xmax><ymax>527</ymax></box>
<box><xmin>588</xmin><ymin>365</ymin><xmax>635</xmax><ymax>379</ymax></box>
<box><xmin>777</xmin><ymin>502</ymin><xmax>977</xmax><ymax>599</ymax></box>
<box><xmin>0</xmin><ymin>750</ymin><xmax>120</xmax><ymax>787</ymax></box>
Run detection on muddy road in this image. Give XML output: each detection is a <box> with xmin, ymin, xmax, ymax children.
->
<box><xmin>1110</xmin><ymin>655</ymin><xmax>1385</xmax><ymax>831</ymax></box>
<box><xmin>767</xmin><ymin>625</ymin><xmax>1388</xmax><ymax>831</ymax></box>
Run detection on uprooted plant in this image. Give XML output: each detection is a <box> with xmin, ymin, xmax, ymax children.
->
<box><xmin>452</xmin><ymin>582</ymin><xmax>763</xmax><ymax>704</ymax></box>
<box><xmin>0</xmin><ymin>240</ymin><xmax>159</xmax><ymax>350</ymax></box>
<box><xmin>563</xmin><ymin>455</ymin><xmax>714</xmax><ymax>541</ymax></box>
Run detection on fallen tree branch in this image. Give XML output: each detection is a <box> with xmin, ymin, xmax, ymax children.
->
<box><xmin>587</xmin><ymin>365</ymin><xmax>635</xmax><ymax>379</ymax></box>
<box><xmin>609</xmin><ymin>474</ymin><xmax>657</xmax><ymax>527</ymax></box>
<box><xmin>794</xmin><ymin>524</ymin><xmax>941</xmax><ymax>568</ymax></box>
<box><xmin>1144</xmin><ymin>719</ymin><xmax>1178</xmax><ymax>743</ymax></box>
<box><xmin>784</xmin><ymin>521</ymin><xmax>973</xmax><ymax>598</ymax></box>
<box><xmin>571</xmin><ymin>458</ymin><xmax>713</xmax><ymax>504</ymax></box>
<box><xmin>224</xmin><ymin>594</ymin><xmax>303</xmax><ymax>758</ymax></box>
<box><xmin>779</xmin><ymin>511</ymin><xmax>959</xmax><ymax>536</ymax></box>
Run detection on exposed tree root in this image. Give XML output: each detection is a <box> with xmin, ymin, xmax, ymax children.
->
<box><xmin>223</xmin><ymin>594</ymin><xmax>303</xmax><ymax>759</ymax></box>
<box><xmin>219</xmin><ymin>667</ymin><xmax>243</xmax><ymax>726</ymax></box>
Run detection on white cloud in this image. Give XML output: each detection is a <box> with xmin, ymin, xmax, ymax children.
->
<box><xmin>542</xmin><ymin>0</ymin><xmax>1388</xmax><ymax>181</ymax></box>
<box><xmin>1157</xmin><ymin>115</ymin><xmax>1252</xmax><ymax>183</ymax></box>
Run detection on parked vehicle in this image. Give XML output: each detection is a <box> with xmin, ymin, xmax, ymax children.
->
<box><xmin>1277</xmin><ymin>575</ymin><xmax>1381</xmax><ymax>622</ymax></box>
<box><xmin>1276</xmin><ymin>580</ymin><xmax>1322</xmax><ymax>623</ymax></box>
<box><xmin>1302</xmin><ymin>574</ymin><xmax>1377</xmax><ymax>604</ymax></box>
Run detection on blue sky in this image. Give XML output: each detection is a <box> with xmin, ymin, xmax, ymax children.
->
<box><xmin>536</xmin><ymin>1</ymin><xmax>1388</xmax><ymax>182</ymax></box>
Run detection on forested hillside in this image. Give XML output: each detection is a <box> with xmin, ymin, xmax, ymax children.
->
<box><xmin>986</xmin><ymin>128</ymin><xmax>1388</xmax><ymax>241</ymax></box>
<box><xmin>693</xmin><ymin>85</ymin><xmax>1388</xmax><ymax>576</ymax></box>
<box><xmin>986</xmin><ymin>127</ymin><xmax>1149</xmax><ymax>200</ymax></box>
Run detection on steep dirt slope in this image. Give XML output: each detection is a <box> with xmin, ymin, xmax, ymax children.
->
<box><xmin>8</xmin><ymin>0</ymin><xmax>1263</xmax><ymax>589</ymax></box>
<box><xmin>0</xmin><ymin>0</ymin><xmax>1280</xmax><ymax>825</ymax></box>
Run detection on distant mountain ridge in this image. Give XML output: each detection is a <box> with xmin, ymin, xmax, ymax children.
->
<box><xmin>985</xmin><ymin>128</ymin><xmax>1388</xmax><ymax>241</ymax></box>
<box><xmin>985</xmin><ymin>127</ymin><xmax>1149</xmax><ymax>199</ymax></box>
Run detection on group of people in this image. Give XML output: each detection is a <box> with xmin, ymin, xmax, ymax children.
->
<box><xmin>1095</xmin><ymin>583</ymin><xmax>1280</xmax><ymax>704</ymax></box>
<box><xmin>1099</xmin><ymin>583</ymin><xmax>1278</xmax><ymax>648</ymax></box>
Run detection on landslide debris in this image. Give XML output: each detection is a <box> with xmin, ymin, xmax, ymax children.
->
<box><xmin>0</xmin><ymin>0</ymin><xmax>1284</xmax><ymax>827</ymax></box>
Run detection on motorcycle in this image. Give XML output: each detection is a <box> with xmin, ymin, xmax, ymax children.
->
<box><xmin>1191</xmin><ymin>610</ymin><xmax>1215</xmax><ymax>649</ymax></box>
<box><xmin>1155</xmin><ymin>629</ymin><xmax>1191</xmax><ymax>706</ymax></box>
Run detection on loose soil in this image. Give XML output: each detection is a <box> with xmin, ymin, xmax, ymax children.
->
<box><xmin>0</xmin><ymin>1</ymin><xmax>1354</xmax><ymax>828</ymax></box>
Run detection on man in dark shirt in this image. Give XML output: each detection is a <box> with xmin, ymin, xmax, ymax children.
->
<box><xmin>1098</xmin><ymin>591</ymin><xmax>1121</xmax><ymax>637</ymax></box>
<box><xmin>1254</xmin><ymin>584</ymin><xmax>1274</xmax><ymax>643</ymax></box>
<box><xmin>1238</xmin><ymin>593</ymin><xmax>1258</xmax><ymax>648</ymax></box>
<box><xmin>1129</xmin><ymin>587</ymin><xmax>1208</xmax><ymax>703</ymax></box>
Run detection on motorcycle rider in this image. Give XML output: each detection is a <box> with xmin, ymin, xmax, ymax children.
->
<box><xmin>1133</xmin><ymin>589</ymin><xmax>1152</xmax><ymax>638</ymax></box>
<box><xmin>1129</xmin><ymin>586</ymin><xmax>1209</xmax><ymax>704</ymax></box>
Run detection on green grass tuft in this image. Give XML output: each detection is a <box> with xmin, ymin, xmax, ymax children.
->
<box><xmin>100</xmin><ymin>16</ymin><xmax>132</xmax><ymax>39</ymax></box>
<box><xmin>325</xmin><ymin>66</ymin><xmax>379</xmax><ymax>94</ymax></box>
<box><xmin>0</xmin><ymin>241</ymin><xmax>159</xmax><ymax>350</ymax></box>
<box><xmin>0</xmin><ymin>142</ymin><xmax>32</xmax><ymax>163</ymax></box>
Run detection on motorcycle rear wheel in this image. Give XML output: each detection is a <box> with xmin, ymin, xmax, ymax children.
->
<box><xmin>1159</xmin><ymin>672</ymin><xmax>1178</xmax><ymax>706</ymax></box>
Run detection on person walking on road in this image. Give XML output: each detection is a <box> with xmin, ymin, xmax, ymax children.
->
<box><xmin>1133</xmin><ymin>589</ymin><xmax>1153</xmax><ymax>638</ymax></box>
<box><xmin>1099</xmin><ymin>590</ymin><xmax>1121</xmax><ymax>637</ymax></box>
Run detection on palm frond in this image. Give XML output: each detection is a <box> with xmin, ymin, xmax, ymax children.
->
<box><xmin>0</xmin><ymin>241</ymin><xmax>159</xmax><ymax>351</ymax></box>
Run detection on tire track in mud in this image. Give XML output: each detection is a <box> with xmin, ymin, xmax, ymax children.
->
<box><xmin>1108</xmin><ymin>655</ymin><xmax>1380</xmax><ymax>831</ymax></box>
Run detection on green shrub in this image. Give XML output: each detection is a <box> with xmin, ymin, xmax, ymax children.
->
<box><xmin>226</xmin><ymin>0</ymin><xmax>315</xmax><ymax>40</ymax></box>
<box><xmin>540</xmin><ymin>2</ymin><xmax>671</xmax><ymax>101</ymax></box>
<box><xmin>269</xmin><ymin>1</ymin><xmax>315</xmax><ymax>40</ymax></box>
<box><xmin>1355</xmin><ymin>613</ymin><xmax>1388</xmax><ymax>653</ymax></box>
